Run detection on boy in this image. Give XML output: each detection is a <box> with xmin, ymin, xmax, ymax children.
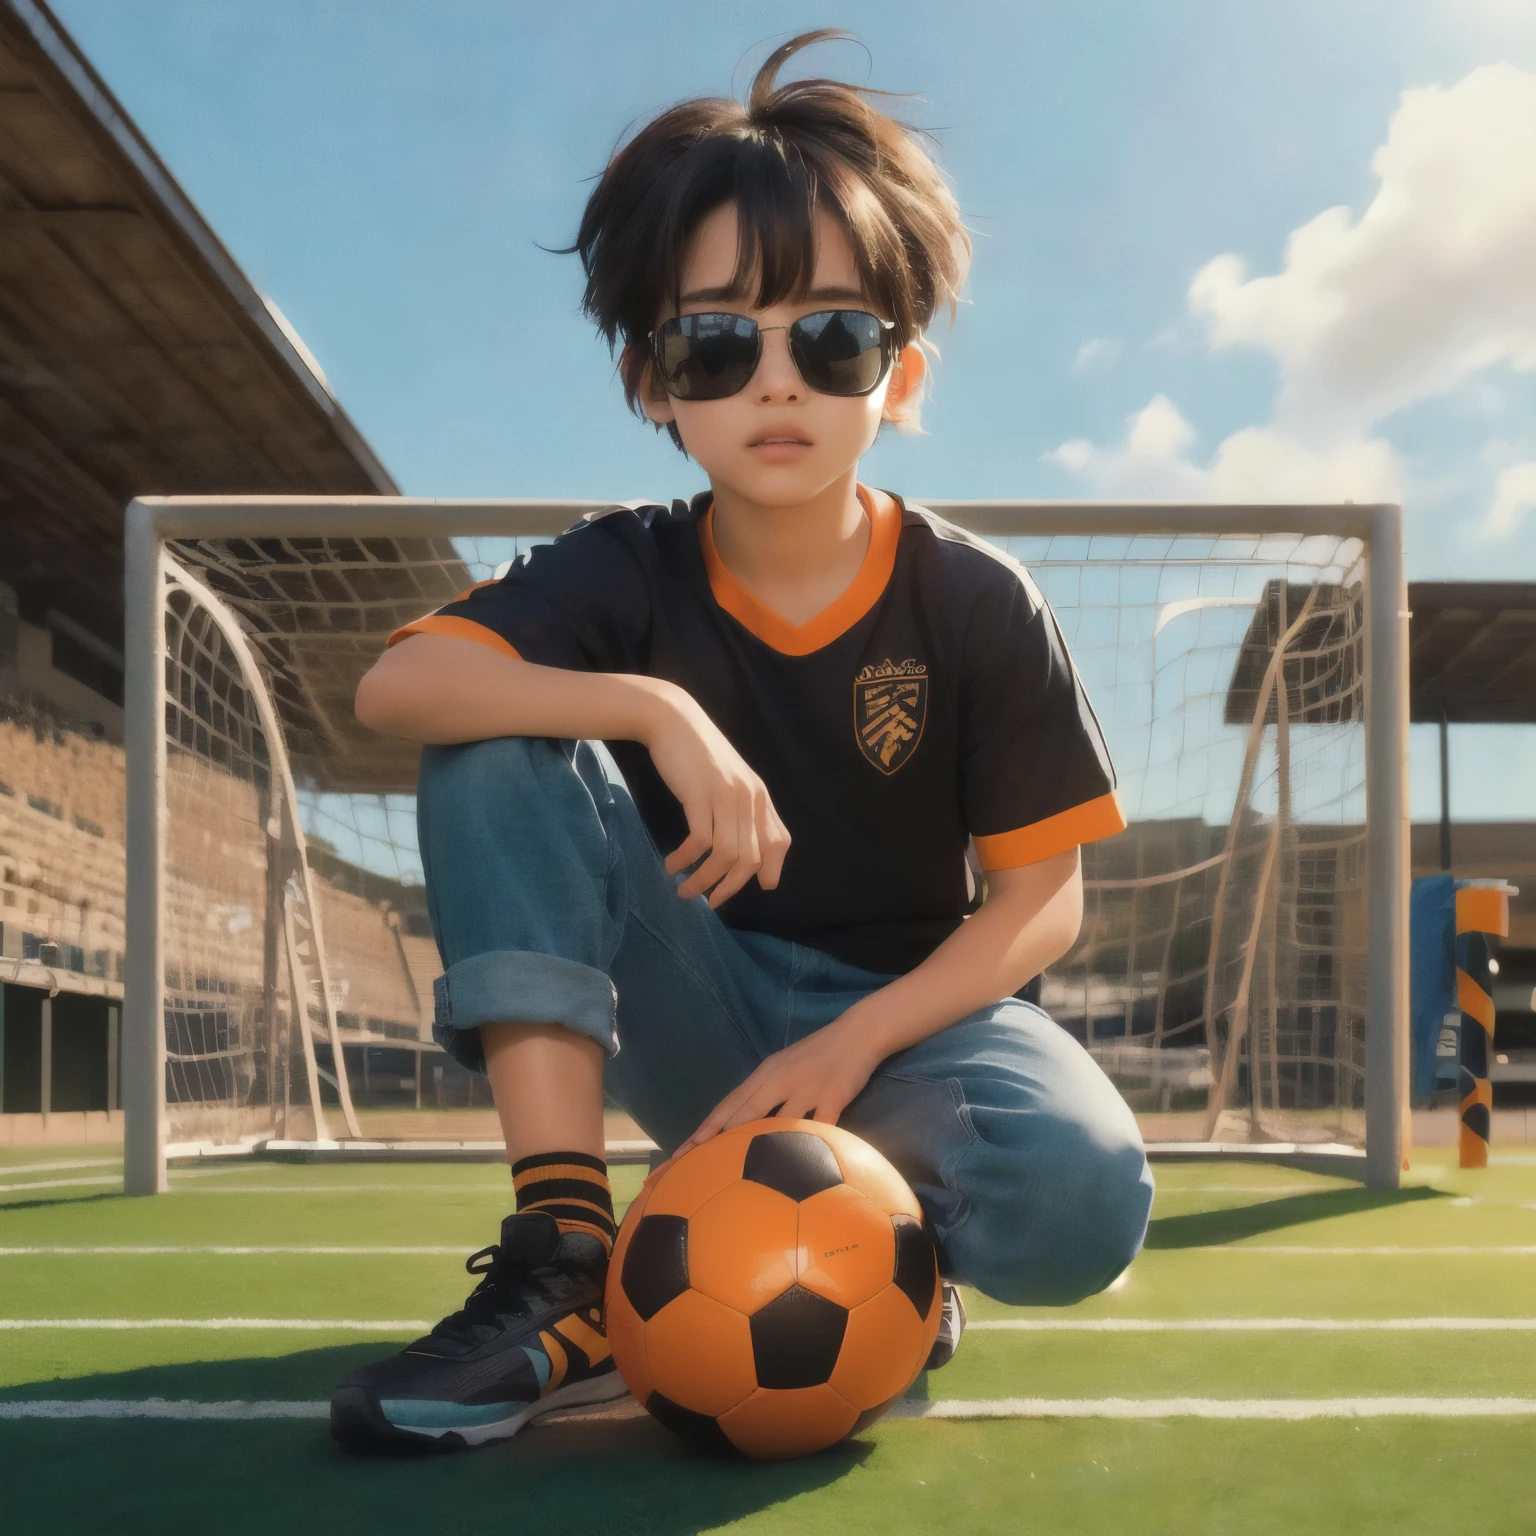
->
<box><xmin>331</xmin><ymin>30</ymin><xmax>1153</xmax><ymax>1453</ymax></box>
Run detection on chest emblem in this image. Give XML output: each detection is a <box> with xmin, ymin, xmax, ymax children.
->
<box><xmin>854</xmin><ymin>658</ymin><xmax>928</xmax><ymax>775</ymax></box>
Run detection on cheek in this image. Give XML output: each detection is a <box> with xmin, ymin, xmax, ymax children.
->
<box><xmin>671</xmin><ymin>398</ymin><xmax>749</xmax><ymax>451</ymax></box>
<box><xmin>846</xmin><ymin>394</ymin><xmax>890</xmax><ymax>448</ymax></box>
<box><xmin>812</xmin><ymin>393</ymin><xmax>886</xmax><ymax>440</ymax></box>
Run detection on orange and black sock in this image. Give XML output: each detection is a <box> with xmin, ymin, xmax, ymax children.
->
<box><xmin>511</xmin><ymin>1150</ymin><xmax>616</xmax><ymax>1256</ymax></box>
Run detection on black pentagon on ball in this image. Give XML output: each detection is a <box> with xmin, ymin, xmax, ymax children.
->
<box><xmin>645</xmin><ymin>1391</ymin><xmax>741</xmax><ymax>1457</ymax></box>
<box><xmin>741</xmin><ymin>1129</ymin><xmax>844</xmax><ymax>1202</ymax></box>
<box><xmin>891</xmin><ymin>1214</ymin><xmax>938</xmax><ymax>1321</ymax></box>
<box><xmin>749</xmin><ymin>1283</ymin><xmax>849</xmax><ymax>1388</ymax></box>
<box><xmin>620</xmin><ymin>1213</ymin><xmax>689</xmax><ymax>1321</ymax></box>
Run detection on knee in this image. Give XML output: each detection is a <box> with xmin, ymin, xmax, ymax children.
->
<box><xmin>419</xmin><ymin>734</ymin><xmax>553</xmax><ymax>804</ymax></box>
<box><xmin>418</xmin><ymin>737</ymin><xmax>594</xmax><ymax>847</ymax></box>
<box><xmin>950</xmin><ymin>1118</ymin><xmax>1153</xmax><ymax>1308</ymax></box>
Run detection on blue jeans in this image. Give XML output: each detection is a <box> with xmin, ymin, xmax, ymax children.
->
<box><xmin>419</xmin><ymin>735</ymin><xmax>1153</xmax><ymax>1307</ymax></box>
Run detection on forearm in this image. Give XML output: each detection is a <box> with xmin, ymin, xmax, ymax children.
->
<box><xmin>676</xmin><ymin>851</ymin><xmax>1086</xmax><ymax>1148</ymax></box>
<box><xmin>355</xmin><ymin>634</ymin><xmax>685</xmax><ymax>745</ymax></box>
<box><xmin>842</xmin><ymin>853</ymin><xmax>1083</xmax><ymax>1062</ymax></box>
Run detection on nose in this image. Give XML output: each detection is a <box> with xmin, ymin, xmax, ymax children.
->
<box><xmin>750</xmin><ymin>325</ymin><xmax>801</xmax><ymax>402</ymax></box>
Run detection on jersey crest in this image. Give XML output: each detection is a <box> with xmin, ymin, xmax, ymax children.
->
<box><xmin>854</xmin><ymin>659</ymin><xmax>928</xmax><ymax>774</ymax></box>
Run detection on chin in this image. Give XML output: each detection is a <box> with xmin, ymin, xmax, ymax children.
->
<box><xmin>735</xmin><ymin>475</ymin><xmax>841</xmax><ymax>508</ymax></box>
<box><xmin>739</xmin><ymin>454</ymin><xmax>857</xmax><ymax>494</ymax></box>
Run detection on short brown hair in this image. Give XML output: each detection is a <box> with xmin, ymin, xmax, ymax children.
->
<box><xmin>566</xmin><ymin>30</ymin><xmax>970</xmax><ymax>448</ymax></box>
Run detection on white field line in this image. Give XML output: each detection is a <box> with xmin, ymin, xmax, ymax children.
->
<box><xmin>4</xmin><ymin>1174</ymin><xmax>472</xmax><ymax>1195</ymax></box>
<box><xmin>0</xmin><ymin>1159</ymin><xmax>121</xmax><ymax>1177</ymax></box>
<box><xmin>7</xmin><ymin>1315</ymin><xmax>1535</xmax><ymax>1334</ymax></box>
<box><xmin>971</xmin><ymin>1318</ymin><xmax>1536</xmax><ymax>1332</ymax></box>
<box><xmin>165</xmin><ymin>1166</ymin><xmax>477</xmax><ymax>1181</ymax></box>
<box><xmin>0</xmin><ymin>1399</ymin><xmax>329</xmax><ymax>1420</ymax></box>
<box><xmin>0</xmin><ymin>1171</ymin><xmax>506</xmax><ymax>1196</ymax></box>
<box><xmin>171</xmin><ymin>1162</ymin><xmax>328</xmax><ymax>1176</ymax></box>
<box><xmin>161</xmin><ymin>1184</ymin><xmax>512</xmax><ymax>1194</ymax></box>
<box><xmin>0</xmin><ymin>1176</ymin><xmax>120</xmax><ymax>1194</ymax></box>
<box><xmin>1151</xmin><ymin>1184</ymin><xmax>1339</xmax><ymax>1195</ymax></box>
<box><xmin>0</xmin><ymin>1246</ymin><xmax>465</xmax><ymax>1256</ymax></box>
<box><xmin>167</xmin><ymin>1166</ymin><xmax>292</xmax><ymax>1180</ymax></box>
<box><xmin>0</xmin><ymin>1176</ymin><xmax>1336</xmax><ymax>1198</ymax></box>
<box><xmin>5</xmin><ymin>1396</ymin><xmax>1536</xmax><ymax>1424</ymax></box>
<box><xmin>889</xmin><ymin>1397</ymin><xmax>1536</xmax><ymax>1421</ymax></box>
<box><xmin>4</xmin><ymin>1243</ymin><xmax>1535</xmax><ymax>1260</ymax></box>
<box><xmin>0</xmin><ymin>1318</ymin><xmax>432</xmax><ymax>1331</ymax></box>
<box><xmin>1195</xmin><ymin>1245</ymin><xmax>1536</xmax><ymax>1255</ymax></box>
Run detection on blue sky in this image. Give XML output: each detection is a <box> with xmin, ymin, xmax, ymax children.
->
<box><xmin>51</xmin><ymin>0</ymin><xmax>1536</xmax><ymax>819</ymax></box>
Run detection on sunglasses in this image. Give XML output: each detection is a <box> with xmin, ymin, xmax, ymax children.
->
<box><xmin>651</xmin><ymin>309</ymin><xmax>897</xmax><ymax>401</ymax></box>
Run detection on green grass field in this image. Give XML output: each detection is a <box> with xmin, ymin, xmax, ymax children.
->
<box><xmin>3</xmin><ymin>1145</ymin><xmax>1536</xmax><ymax>1535</ymax></box>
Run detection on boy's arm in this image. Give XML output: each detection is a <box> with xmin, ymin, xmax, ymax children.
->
<box><xmin>357</xmin><ymin>634</ymin><xmax>791</xmax><ymax>907</ymax></box>
<box><xmin>357</xmin><ymin>632</ymin><xmax>680</xmax><ymax>745</ymax></box>
<box><xmin>676</xmin><ymin>849</ymin><xmax>1082</xmax><ymax>1150</ymax></box>
<box><xmin>843</xmin><ymin>850</ymin><xmax>1082</xmax><ymax>1058</ymax></box>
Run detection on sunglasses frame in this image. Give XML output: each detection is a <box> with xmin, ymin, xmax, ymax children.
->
<box><xmin>649</xmin><ymin>308</ymin><xmax>899</xmax><ymax>402</ymax></box>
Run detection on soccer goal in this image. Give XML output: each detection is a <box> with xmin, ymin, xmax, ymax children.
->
<box><xmin>121</xmin><ymin>498</ymin><xmax>1408</xmax><ymax>1194</ymax></box>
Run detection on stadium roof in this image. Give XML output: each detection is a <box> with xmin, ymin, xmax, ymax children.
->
<box><xmin>0</xmin><ymin>0</ymin><xmax>398</xmax><ymax>656</ymax></box>
<box><xmin>1408</xmin><ymin>582</ymin><xmax>1536</xmax><ymax>726</ymax></box>
<box><xmin>1224</xmin><ymin>579</ymin><xmax>1536</xmax><ymax>728</ymax></box>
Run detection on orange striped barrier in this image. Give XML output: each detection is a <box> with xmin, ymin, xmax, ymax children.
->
<box><xmin>1456</xmin><ymin>883</ymin><xmax>1512</xmax><ymax>1170</ymax></box>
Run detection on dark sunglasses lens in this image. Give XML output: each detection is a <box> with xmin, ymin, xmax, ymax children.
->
<box><xmin>789</xmin><ymin>310</ymin><xmax>891</xmax><ymax>396</ymax></box>
<box><xmin>656</xmin><ymin>314</ymin><xmax>759</xmax><ymax>400</ymax></box>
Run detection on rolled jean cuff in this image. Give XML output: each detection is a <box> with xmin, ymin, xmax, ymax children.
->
<box><xmin>431</xmin><ymin>949</ymin><xmax>620</xmax><ymax>1074</ymax></box>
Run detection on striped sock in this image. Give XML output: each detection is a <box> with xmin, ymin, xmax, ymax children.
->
<box><xmin>511</xmin><ymin>1150</ymin><xmax>616</xmax><ymax>1255</ymax></box>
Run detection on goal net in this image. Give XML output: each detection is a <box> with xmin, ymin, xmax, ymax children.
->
<box><xmin>1018</xmin><ymin>534</ymin><xmax>1368</xmax><ymax>1146</ymax></box>
<box><xmin>121</xmin><ymin>499</ymin><xmax>1406</xmax><ymax>1190</ymax></box>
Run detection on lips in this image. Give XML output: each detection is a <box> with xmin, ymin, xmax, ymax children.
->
<box><xmin>748</xmin><ymin>428</ymin><xmax>812</xmax><ymax>447</ymax></box>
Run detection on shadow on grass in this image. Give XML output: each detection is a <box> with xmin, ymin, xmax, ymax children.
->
<box><xmin>0</xmin><ymin>1189</ymin><xmax>126</xmax><ymax>1213</ymax></box>
<box><xmin>1145</xmin><ymin>1183</ymin><xmax>1447</xmax><ymax>1249</ymax></box>
<box><xmin>0</xmin><ymin>1345</ymin><xmax>874</xmax><ymax>1536</ymax></box>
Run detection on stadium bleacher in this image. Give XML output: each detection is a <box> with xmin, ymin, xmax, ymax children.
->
<box><xmin>0</xmin><ymin>711</ymin><xmax>127</xmax><ymax>984</ymax></box>
<box><xmin>1</xmin><ymin>685</ymin><xmax>444</xmax><ymax>1128</ymax></box>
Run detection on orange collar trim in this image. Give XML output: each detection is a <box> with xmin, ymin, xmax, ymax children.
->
<box><xmin>699</xmin><ymin>485</ymin><xmax>902</xmax><ymax>657</ymax></box>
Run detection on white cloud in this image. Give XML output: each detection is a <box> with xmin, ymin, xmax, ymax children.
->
<box><xmin>1044</xmin><ymin>396</ymin><xmax>1401</xmax><ymax>503</ymax></box>
<box><xmin>1448</xmin><ymin>0</ymin><xmax>1536</xmax><ymax>30</ymax></box>
<box><xmin>1043</xmin><ymin>437</ymin><xmax>1094</xmax><ymax>473</ymax></box>
<box><xmin>1190</xmin><ymin>64</ymin><xmax>1536</xmax><ymax>438</ymax></box>
<box><xmin>1071</xmin><ymin>337</ymin><xmax>1121</xmax><ymax>373</ymax></box>
<box><xmin>1481</xmin><ymin>436</ymin><xmax>1523</xmax><ymax>471</ymax></box>
<box><xmin>1486</xmin><ymin>461</ymin><xmax>1536</xmax><ymax>537</ymax></box>
<box><xmin>1050</xmin><ymin>64</ymin><xmax>1536</xmax><ymax>529</ymax></box>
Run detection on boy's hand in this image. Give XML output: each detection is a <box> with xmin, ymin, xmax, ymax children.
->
<box><xmin>644</xmin><ymin>690</ymin><xmax>792</xmax><ymax>909</ymax></box>
<box><xmin>674</xmin><ymin>1016</ymin><xmax>879</xmax><ymax>1156</ymax></box>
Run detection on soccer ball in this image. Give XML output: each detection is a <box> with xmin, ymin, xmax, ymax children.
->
<box><xmin>606</xmin><ymin>1118</ymin><xmax>942</xmax><ymax>1459</ymax></box>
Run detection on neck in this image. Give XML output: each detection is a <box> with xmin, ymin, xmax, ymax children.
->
<box><xmin>708</xmin><ymin>467</ymin><xmax>868</xmax><ymax>594</ymax></box>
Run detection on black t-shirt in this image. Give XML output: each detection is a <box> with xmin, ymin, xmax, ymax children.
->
<box><xmin>390</xmin><ymin>486</ymin><xmax>1124</xmax><ymax>975</ymax></box>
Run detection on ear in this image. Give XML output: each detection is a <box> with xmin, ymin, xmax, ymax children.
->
<box><xmin>881</xmin><ymin>342</ymin><xmax>928</xmax><ymax>427</ymax></box>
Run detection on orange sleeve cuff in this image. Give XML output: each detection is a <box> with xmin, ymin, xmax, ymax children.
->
<box><xmin>386</xmin><ymin>613</ymin><xmax>522</xmax><ymax>659</ymax></box>
<box><xmin>972</xmin><ymin>790</ymin><xmax>1126</xmax><ymax>870</ymax></box>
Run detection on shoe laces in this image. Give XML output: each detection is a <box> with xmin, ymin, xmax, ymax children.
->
<box><xmin>429</xmin><ymin>1240</ymin><xmax>563</xmax><ymax>1346</ymax></box>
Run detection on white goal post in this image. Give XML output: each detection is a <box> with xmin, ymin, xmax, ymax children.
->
<box><xmin>122</xmin><ymin>497</ymin><xmax>1409</xmax><ymax>1194</ymax></box>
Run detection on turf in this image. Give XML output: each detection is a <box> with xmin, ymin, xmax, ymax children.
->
<box><xmin>3</xmin><ymin>1149</ymin><xmax>1535</xmax><ymax>1535</ymax></box>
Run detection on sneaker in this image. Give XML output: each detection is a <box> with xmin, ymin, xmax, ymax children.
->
<box><xmin>923</xmin><ymin>1282</ymin><xmax>966</xmax><ymax>1371</ymax></box>
<box><xmin>330</xmin><ymin>1210</ymin><xmax>629</xmax><ymax>1453</ymax></box>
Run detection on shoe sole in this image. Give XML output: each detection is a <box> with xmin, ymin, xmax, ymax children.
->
<box><xmin>331</xmin><ymin>1369</ymin><xmax>632</xmax><ymax>1455</ymax></box>
<box><xmin>923</xmin><ymin>1283</ymin><xmax>966</xmax><ymax>1372</ymax></box>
